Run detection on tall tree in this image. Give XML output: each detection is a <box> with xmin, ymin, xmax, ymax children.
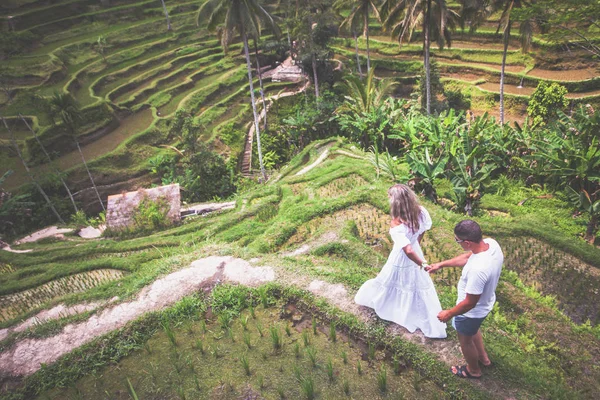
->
<box><xmin>197</xmin><ymin>0</ymin><xmax>281</xmax><ymax>182</ymax></box>
<box><xmin>160</xmin><ymin>0</ymin><xmax>172</xmax><ymax>31</ymax></box>
<box><xmin>461</xmin><ymin>0</ymin><xmax>539</xmax><ymax>124</ymax></box>
<box><xmin>334</xmin><ymin>0</ymin><xmax>382</xmax><ymax>74</ymax></box>
<box><xmin>48</xmin><ymin>92</ymin><xmax>106</xmax><ymax>212</ymax></box>
<box><xmin>19</xmin><ymin>114</ymin><xmax>78</xmax><ymax>213</ymax></box>
<box><xmin>1</xmin><ymin>117</ymin><xmax>65</xmax><ymax>224</ymax></box>
<box><xmin>381</xmin><ymin>0</ymin><xmax>457</xmax><ymax>114</ymax></box>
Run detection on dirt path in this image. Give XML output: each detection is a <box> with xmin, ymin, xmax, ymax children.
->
<box><xmin>0</xmin><ymin>256</ymin><xmax>274</xmax><ymax>377</ymax></box>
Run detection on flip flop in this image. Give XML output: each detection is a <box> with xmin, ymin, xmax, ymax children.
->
<box><xmin>479</xmin><ymin>360</ymin><xmax>492</xmax><ymax>368</ymax></box>
<box><xmin>451</xmin><ymin>365</ymin><xmax>481</xmax><ymax>379</ymax></box>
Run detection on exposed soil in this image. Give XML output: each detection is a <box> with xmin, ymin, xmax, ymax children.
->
<box><xmin>0</xmin><ymin>256</ymin><xmax>275</xmax><ymax>377</ymax></box>
<box><xmin>13</xmin><ymin>226</ymin><xmax>74</xmax><ymax>246</ymax></box>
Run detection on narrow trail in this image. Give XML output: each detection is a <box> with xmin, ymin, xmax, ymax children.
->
<box><xmin>241</xmin><ymin>58</ymin><xmax>310</xmax><ymax>176</ymax></box>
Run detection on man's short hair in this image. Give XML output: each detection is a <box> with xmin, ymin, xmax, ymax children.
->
<box><xmin>454</xmin><ymin>220</ymin><xmax>483</xmax><ymax>243</ymax></box>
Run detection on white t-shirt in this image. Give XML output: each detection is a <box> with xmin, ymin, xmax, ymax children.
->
<box><xmin>456</xmin><ymin>238</ymin><xmax>504</xmax><ymax>318</ymax></box>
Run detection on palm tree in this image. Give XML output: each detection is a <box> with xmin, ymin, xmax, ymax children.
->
<box><xmin>19</xmin><ymin>114</ymin><xmax>78</xmax><ymax>213</ymax></box>
<box><xmin>461</xmin><ymin>0</ymin><xmax>538</xmax><ymax>124</ymax></box>
<box><xmin>160</xmin><ymin>0</ymin><xmax>172</xmax><ymax>31</ymax></box>
<box><xmin>334</xmin><ymin>0</ymin><xmax>382</xmax><ymax>74</ymax></box>
<box><xmin>197</xmin><ymin>0</ymin><xmax>281</xmax><ymax>182</ymax></box>
<box><xmin>48</xmin><ymin>92</ymin><xmax>105</xmax><ymax>212</ymax></box>
<box><xmin>381</xmin><ymin>0</ymin><xmax>458</xmax><ymax>114</ymax></box>
<box><xmin>1</xmin><ymin>117</ymin><xmax>65</xmax><ymax>224</ymax></box>
<box><xmin>336</xmin><ymin>68</ymin><xmax>397</xmax><ymax>147</ymax></box>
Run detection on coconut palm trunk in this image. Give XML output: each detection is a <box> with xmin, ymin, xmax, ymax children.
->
<box><xmin>2</xmin><ymin>117</ymin><xmax>65</xmax><ymax>224</ymax></box>
<box><xmin>424</xmin><ymin>0</ymin><xmax>432</xmax><ymax>115</ymax></box>
<box><xmin>500</xmin><ymin>23</ymin><xmax>510</xmax><ymax>125</ymax></box>
<box><xmin>364</xmin><ymin>8</ymin><xmax>371</xmax><ymax>73</ymax></box>
<box><xmin>254</xmin><ymin>40</ymin><xmax>268</xmax><ymax>130</ymax></box>
<box><xmin>353</xmin><ymin>31</ymin><xmax>363</xmax><ymax>77</ymax></box>
<box><xmin>160</xmin><ymin>0</ymin><xmax>172</xmax><ymax>31</ymax></box>
<box><xmin>241</xmin><ymin>23</ymin><xmax>267</xmax><ymax>182</ymax></box>
<box><xmin>74</xmin><ymin>137</ymin><xmax>106</xmax><ymax>212</ymax></box>
<box><xmin>19</xmin><ymin>114</ymin><xmax>78</xmax><ymax>213</ymax></box>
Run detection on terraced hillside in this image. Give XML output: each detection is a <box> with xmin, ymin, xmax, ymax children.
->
<box><xmin>1</xmin><ymin>139</ymin><xmax>600</xmax><ymax>399</ymax></box>
<box><xmin>1</xmin><ymin>0</ymin><xmax>598</xmax><ymax>220</ymax></box>
<box><xmin>0</xmin><ymin>0</ymin><xmax>294</xmax><ymax>207</ymax></box>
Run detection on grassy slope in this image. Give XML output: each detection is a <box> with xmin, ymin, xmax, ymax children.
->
<box><xmin>1</xmin><ymin>139</ymin><xmax>600</xmax><ymax>399</ymax></box>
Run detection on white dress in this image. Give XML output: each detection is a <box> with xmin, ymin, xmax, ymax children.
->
<box><xmin>354</xmin><ymin>207</ymin><xmax>447</xmax><ymax>338</ymax></box>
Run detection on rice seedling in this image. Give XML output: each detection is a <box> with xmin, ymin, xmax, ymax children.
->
<box><xmin>300</xmin><ymin>376</ymin><xmax>315</xmax><ymax>400</ymax></box>
<box><xmin>186</xmin><ymin>356</ymin><xmax>195</xmax><ymax>373</ymax></box>
<box><xmin>326</xmin><ymin>358</ymin><xmax>335</xmax><ymax>382</ymax></box>
<box><xmin>368</xmin><ymin>342</ymin><xmax>375</xmax><ymax>360</ymax></box>
<box><xmin>341</xmin><ymin>350</ymin><xmax>348</xmax><ymax>364</ymax></box>
<box><xmin>200</xmin><ymin>320</ymin><xmax>207</xmax><ymax>333</ymax></box>
<box><xmin>243</xmin><ymin>332</ymin><xmax>252</xmax><ymax>349</ymax></box>
<box><xmin>329</xmin><ymin>322</ymin><xmax>337</xmax><ymax>342</ymax></box>
<box><xmin>194</xmin><ymin>373</ymin><xmax>201</xmax><ymax>391</ymax></box>
<box><xmin>343</xmin><ymin>377</ymin><xmax>350</xmax><ymax>395</ymax></box>
<box><xmin>306</xmin><ymin>346</ymin><xmax>317</xmax><ymax>367</ymax></box>
<box><xmin>260</xmin><ymin>288</ymin><xmax>269</xmax><ymax>308</ymax></box>
<box><xmin>256</xmin><ymin>322</ymin><xmax>264</xmax><ymax>337</ymax></box>
<box><xmin>270</xmin><ymin>325</ymin><xmax>283</xmax><ymax>351</ymax></box>
<box><xmin>126</xmin><ymin>377</ymin><xmax>139</xmax><ymax>400</ymax></box>
<box><xmin>302</xmin><ymin>330</ymin><xmax>310</xmax><ymax>347</ymax></box>
<box><xmin>240</xmin><ymin>354</ymin><xmax>251</xmax><ymax>376</ymax></box>
<box><xmin>294</xmin><ymin>342</ymin><xmax>301</xmax><ymax>358</ymax></box>
<box><xmin>285</xmin><ymin>324</ymin><xmax>292</xmax><ymax>336</ymax></box>
<box><xmin>162</xmin><ymin>321</ymin><xmax>177</xmax><ymax>347</ymax></box>
<box><xmin>393</xmin><ymin>357</ymin><xmax>401</xmax><ymax>375</ymax></box>
<box><xmin>195</xmin><ymin>339</ymin><xmax>204</xmax><ymax>354</ymax></box>
<box><xmin>277</xmin><ymin>385</ymin><xmax>286</xmax><ymax>399</ymax></box>
<box><xmin>293</xmin><ymin>364</ymin><xmax>303</xmax><ymax>382</ymax></box>
<box><xmin>357</xmin><ymin>360</ymin><xmax>362</xmax><ymax>375</ymax></box>
<box><xmin>377</xmin><ymin>366</ymin><xmax>387</xmax><ymax>393</ymax></box>
<box><xmin>257</xmin><ymin>375</ymin><xmax>265</xmax><ymax>390</ymax></box>
<box><xmin>176</xmin><ymin>384</ymin><xmax>187</xmax><ymax>400</ymax></box>
<box><xmin>144</xmin><ymin>342</ymin><xmax>152</xmax><ymax>354</ymax></box>
<box><xmin>227</xmin><ymin>326</ymin><xmax>235</xmax><ymax>342</ymax></box>
<box><xmin>312</xmin><ymin>317</ymin><xmax>317</xmax><ymax>335</ymax></box>
<box><xmin>210</xmin><ymin>344</ymin><xmax>221</xmax><ymax>359</ymax></box>
<box><xmin>412</xmin><ymin>370</ymin><xmax>424</xmax><ymax>392</ymax></box>
<box><xmin>219</xmin><ymin>313</ymin><xmax>232</xmax><ymax>330</ymax></box>
<box><xmin>241</xmin><ymin>315</ymin><xmax>249</xmax><ymax>331</ymax></box>
<box><xmin>249</xmin><ymin>304</ymin><xmax>256</xmax><ymax>318</ymax></box>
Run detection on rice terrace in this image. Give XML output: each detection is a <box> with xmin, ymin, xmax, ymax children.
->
<box><xmin>0</xmin><ymin>0</ymin><xmax>599</xmax><ymax>398</ymax></box>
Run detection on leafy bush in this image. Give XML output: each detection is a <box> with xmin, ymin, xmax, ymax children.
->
<box><xmin>131</xmin><ymin>196</ymin><xmax>171</xmax><ymax>232</ymax></box>
<box><xmin>527</xmin><ymin>81</ymin><xmax>568</xmax><ymax>128</ymax></box>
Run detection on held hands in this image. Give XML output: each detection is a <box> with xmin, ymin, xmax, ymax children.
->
<box><xmin>437</xmin><ymin>310</ymin><xmax>453</xmax><ymax>323</ymax></box>
<box><xmin>424</xmin><ymin>263</ymin><xmax>442</xmax><ymax>274</ymax></box>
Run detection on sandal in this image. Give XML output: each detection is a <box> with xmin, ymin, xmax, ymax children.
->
<box><xmin>451</xmin><ymin>365</ymin><xmax>481</xmax><ymax>379</ymax></box>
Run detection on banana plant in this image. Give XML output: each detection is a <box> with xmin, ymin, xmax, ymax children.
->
<box><xmin>448</xmin><ymin>151</ymin><xmax>497</xmax><ymax>216</ymax></box>
<box><xmin>566</xmin><ymin>186</ymin><xmax>600</xmax><ymax>243</ymax></box>
<box><xmin>406</xmin><ymin>147</ymin><xmax>448</xmax><ymax>203</ymax></box>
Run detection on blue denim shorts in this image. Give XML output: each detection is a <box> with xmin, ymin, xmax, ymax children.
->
<box><xmin>452</xmin><ymin>315</ymin><xmax>486</xmax><ymax>336</ymax></box>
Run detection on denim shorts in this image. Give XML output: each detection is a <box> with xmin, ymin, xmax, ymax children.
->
<box><xmin>452</xmin><ymin>315</ymin><xmax>486</xmax><ymax>336</ymax></box>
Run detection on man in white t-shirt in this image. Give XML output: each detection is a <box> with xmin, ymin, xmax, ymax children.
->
<box><xmin>426</xmin><ymin>220</ymin><xmax>504</xmax><ymax>379</ymax></box>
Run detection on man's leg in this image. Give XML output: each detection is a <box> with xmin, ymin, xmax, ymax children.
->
<box><xmin>456</xmin><ymin>332</ymin><xmax>482</xmax><ymax>377</ymax></box>
<box><xmin>473</xmin><ymin>330</ymin><xmax>491</xmax><ymax>366</ymax></box>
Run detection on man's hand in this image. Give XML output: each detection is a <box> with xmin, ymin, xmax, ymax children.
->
<box><xmin>425</xmin><ymin>263</ymin><xmax>442</xmax><ymax>274</ymax></box>
<box><xmin>437</xmin><ymin>310</ymin><xmax>453</xmax><ymax>323</ymax></box>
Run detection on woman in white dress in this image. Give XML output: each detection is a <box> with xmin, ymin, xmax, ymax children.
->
<box><xmin>355</xmin><ymin>184</ymin><xmax>447</xmax><ymax>338</ymax></box>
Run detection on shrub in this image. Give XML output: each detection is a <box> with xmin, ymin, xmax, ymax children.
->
<box><xmin>527</xmin><ymin>81</ymin><xmax>568</xmax><ymax>128</ymax></box>
<box><xmin>131</xmin><ymin>196</ymin><xmax>171</xmax><ymax>232</ymax></box>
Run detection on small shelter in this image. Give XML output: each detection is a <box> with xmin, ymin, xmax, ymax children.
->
<box><xmin>106</xmin><ymin>184</ymin><xmax>181</xmax><ymax>230</ymax></box>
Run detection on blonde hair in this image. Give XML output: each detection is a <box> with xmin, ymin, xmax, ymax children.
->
<box><xmin>388</xmin><ymin>184</ymin><xmax>421</xmax><ymax>232</ymax></box>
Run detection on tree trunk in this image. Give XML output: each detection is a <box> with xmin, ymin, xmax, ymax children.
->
<box><xmin>20</xmin><ymin>115</ymin><xmax>78</xmax><ymax>213</ymax></box>
<box><xmin>500</xmin><ymin>23</ymin><xmax>511</xmax><ymax>125</ymax></box>
<box><xmin>2</xmin><ymin>117</ymin><xmax>65</xmax><ymax>224</ymax></box>
<box><xmin>75</xmin><ymin>138</ymin><xmax>105</xmax><ymax>212</ymax></box>
<box><xmin>353</xmin><ymin>31</ymin><xmax>363</xmax><ymax>77</ymax></box>
<box><xmin>160</xmin><ymin>0</ymin><xmax>171</xmax><ymax>31</ymax></box>
<box><xmin>585</xmin><ymin>214</ymin><xmax>598</xmax><ymax>244</ymax></box>
<box><xmin>424</xmin><ymin>0</ymin><xmax>431</xmax><ymax>115</ymax></box>
<box><xmin>311</xmin><ymin>52</ymin><xmax>319</xmax><ymax>99</ymax></box>
<box><xmin>254</xmin><ymin>40</ymin><xmax>268</xmax><ymax>130</ymax></box>
<box><xmin>364</xmin><ymin>7</ymin><xmax>371</xmax><ymax>74</ymax></box>
<box><xmin>241</xmin><ymin>25</ymin><xmax>267</xmax><ymax>182</ymax></box>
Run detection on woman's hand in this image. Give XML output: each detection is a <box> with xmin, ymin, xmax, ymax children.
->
<box><xmin>390</xmin><ymin>218</ymin><xmax>401</xmax><ymax>228</ymax></box>
<box><xmin>425</xmin><ymin>263</ymin><xmax>442</xmax><ymax>274</ymax></box>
